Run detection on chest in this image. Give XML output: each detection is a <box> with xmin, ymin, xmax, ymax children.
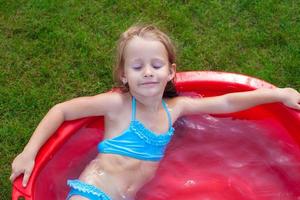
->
<box><xmin>104</xmin><ymin>105</ymin><xmax>175</xmax><ymax>139</ymax></box>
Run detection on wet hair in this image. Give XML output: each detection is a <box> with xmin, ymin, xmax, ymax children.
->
<box><xmin>113</xmin><ymin>24</ymin><xmax>178</xmax><ymax>97</ymax></box>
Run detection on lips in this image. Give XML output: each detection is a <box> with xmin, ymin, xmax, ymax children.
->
<box><xmin>140</xmin><ymin>81</ymin><xmax>159</xmax><ymax>85</ymax></box>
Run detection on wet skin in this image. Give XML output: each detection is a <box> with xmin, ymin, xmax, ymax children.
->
<box><xmin>70</xmin><ymin>36</ymin><xmax>177</xmax><ymax>200</ymax></box>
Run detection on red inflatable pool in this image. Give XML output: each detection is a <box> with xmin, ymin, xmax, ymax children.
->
<box><xmin>12</xmin><ymin>71</ymin><xmax>300</xmax><ymax>199</ymax></box>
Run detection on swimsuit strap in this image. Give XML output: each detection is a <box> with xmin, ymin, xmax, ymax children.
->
<box><xmin>131</xmin><ymin>97</ymin><xmax>172</xmax><ymax>129</ymax></box>
<box><xmin>162</xmin><ymin>99</ymin><xmax>173</xmax><ymax>130</ymax></box>
<box><xmin>131</xmin><ymin>96</ymin><xmax>137</xmax><ymax>121</ymax></box>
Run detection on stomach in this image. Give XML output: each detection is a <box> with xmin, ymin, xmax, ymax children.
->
<box><xmin>78</xmin><ymin>153</ymin><xmax>159</xmax><ymax>200</ymax></box>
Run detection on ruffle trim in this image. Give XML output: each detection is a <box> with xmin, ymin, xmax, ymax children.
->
<box><xmin>67</xmin><ymin>179</ymin><xmax>111</xmax><ymax>200</ymax></box>
<box><xmin>130</xmin><ymin>120</ymin><xmax>174</xmax><ymax>146</ymax></box>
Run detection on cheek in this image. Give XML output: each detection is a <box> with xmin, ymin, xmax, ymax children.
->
<box><xmin>124</xmin><ymin>68</ymin><xmax>135</xmax><ymax>79</ymax></box>
<box><xmin>126</xmin><ymin>73</ymin><xmax>140</xmax><ymax>87</ymax></box>
<box><xmin>158</xmin><ymin>68</ymin><xmax>171</xmax><ymax>80</ymax></box>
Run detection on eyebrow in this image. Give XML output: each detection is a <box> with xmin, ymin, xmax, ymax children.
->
<box><xmin>129</xmin><ymin>57</ymin><xmax>166</xmax><ymax>63</ymax></box>
<box><xmin>129</xmin><ymin>58</ymin><xmax>143</xmax><ymax>63</ymax></box>
<box><xmin>152</xmin><ymin>58</ymin><xmax>165</xmax><ymax>63</ymax></box>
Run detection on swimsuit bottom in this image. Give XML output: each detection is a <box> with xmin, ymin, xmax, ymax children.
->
<box><xmin>67</xmin><ymin>179</ymin><xmax>112</xmax><ymax>200</ymax></box>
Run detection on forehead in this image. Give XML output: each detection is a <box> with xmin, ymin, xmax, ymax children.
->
<box><xmin>124</xmin><ymin>36</ymin><xmax>168</xmax><ymax>61</ymax></box>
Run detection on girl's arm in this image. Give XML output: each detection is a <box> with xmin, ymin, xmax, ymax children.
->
<box><xmin>21</xmin><ymin>106</ymin><xmax>64</xmax><ymax>160</ymax></box>
<box><xmin>10</xmin><ymin>106</ymin><xmax>65</xmax><ymax>187</ymax></box>
<box><xmin>10</xmin><ymin>92</ymin><xmax>123</xmax><ymax>187</ymax></box>
<box><xmin>177</xmin><ymin>88</ymin><xmax>300</xmax><ymax>117</ymax></box>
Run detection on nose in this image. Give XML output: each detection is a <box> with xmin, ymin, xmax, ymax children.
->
<box><xmin>143</xmin><ymin>66</ymin><xmax>153</xmax><ymax>77</ymax></box>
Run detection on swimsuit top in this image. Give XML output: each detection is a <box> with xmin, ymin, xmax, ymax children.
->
<box><xmin>98</xmin><ymin>96</ymin><xmax>175</xmax><ymax>162</ymax></box>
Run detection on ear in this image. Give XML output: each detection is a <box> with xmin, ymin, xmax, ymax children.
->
<box><xmin>119</xmin><ymin>69</ymin><xmax>127</xmax><ymax>84</ymax></box>
<box><xmin>168</xmin><ymin>63</ymin><xmax>176</xmax><ymax>81</ymax></box>
<box><xmin>121</xmin><ymin>75</ymin><xmax>127</xmax><ymax>84</ymax></box>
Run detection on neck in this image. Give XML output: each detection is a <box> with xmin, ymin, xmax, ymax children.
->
<box><xmin>130</xmin><ymin>92</ymin><xmax>163</xmax><ymax>112</ymax></box>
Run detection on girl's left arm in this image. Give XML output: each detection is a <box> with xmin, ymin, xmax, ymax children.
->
<box><xmin>177</xmin><ymin>88</ymin><xmax>300</xmax><ymax>117</ymax></box>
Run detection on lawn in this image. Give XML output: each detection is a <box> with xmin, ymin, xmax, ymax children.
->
<box><xmin>1</xmin><ymin>0</ymin><xmax>299</xmax><ymax>198</ymax></box>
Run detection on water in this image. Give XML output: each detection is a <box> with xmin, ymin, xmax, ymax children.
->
<box><xmin>136</xmin><ymin>114</ymin><xmax>300</xmax><ymax>200</ymax></box>
<box><xmin>33</xmin><ymin>114</ymin><xmax>300</xmax><ymax>199</ymax></box>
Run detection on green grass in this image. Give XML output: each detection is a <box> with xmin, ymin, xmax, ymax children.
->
<box><xmin>1</xmin><ymin>0</ymin><xmax>299</xmax><ymax>198</ymax></box>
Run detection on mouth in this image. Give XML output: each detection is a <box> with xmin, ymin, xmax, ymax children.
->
<box><xmin>140</xmin><ymin>81</ymin><xmax>159</xmax><ymax>85</ymax></box>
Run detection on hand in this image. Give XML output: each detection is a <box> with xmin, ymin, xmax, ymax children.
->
<box><xmin>279</xmin><ymin>88</ymin><xmax>300</xmax><ymax>110</ymax></box>
<box><xmin>10</xmin><ymin>151</ymin><xmax>35</xmax><ymax>187</ymax></box>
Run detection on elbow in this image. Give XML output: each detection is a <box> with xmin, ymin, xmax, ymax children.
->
<box><xmin>222</xmin><ymin>95</ymin><xmax>236</xmax><ymax>113</ymax></box>
<box><xmin>51</xmin><ymin>104</ymin><xmax>65</xmax><ymax>120</ymax></box>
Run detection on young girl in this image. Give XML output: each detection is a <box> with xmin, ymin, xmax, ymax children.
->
<box><xmin>10</xmin><ymin>24</ymin><xmax>300</xmax><ymax>200</ymax></box>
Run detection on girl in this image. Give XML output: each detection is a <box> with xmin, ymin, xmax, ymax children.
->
<box><xmin>10</xmin><ymin>24</ymin><xmax>300</xmax><ymax>200</ymax></box>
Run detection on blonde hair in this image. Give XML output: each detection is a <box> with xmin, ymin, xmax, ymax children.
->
<box><xmin>113</xmin><ymin>24</ymin><xmax>178</xmax><ymax>97</ymax></box>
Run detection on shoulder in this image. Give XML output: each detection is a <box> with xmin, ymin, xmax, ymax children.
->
<box><xmin>164</xmin><ymin>96</ymin><xmax>204</xmax><ymax>118</ymax></box>
<box><xmin>164</xmin><ymin>96</ymin><xmax>191</xmax><ymax>109</ymax></box>
<box><xmin>163</xmin><ymin>96</ymin><xmax>190</xmax><ymax>120</ymax></box>
<box><xmin>95</xmin><ymin>91</ymin><xmax>131</xmax><ymax>118</ymax></box>
<box><xmin>93</xmin><ymin>91</ymin><xmax>129</xmax><ymax>110</ymax></box>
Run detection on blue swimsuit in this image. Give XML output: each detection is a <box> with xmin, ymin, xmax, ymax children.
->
<box><xmin>67</xmin><ymin>96</ymin><xmax>175</xmax><ymax>199</ymax></box>
<box><xmin>98</xmin><ymin>96</ymin><xmax>175</xmax><ymax>161</ymax></box>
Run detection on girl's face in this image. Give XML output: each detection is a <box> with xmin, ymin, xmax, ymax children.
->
<box><xmin>123</xmin><ymin>36</ymin><xmax>176</xmax><ymax>98</ymax></box>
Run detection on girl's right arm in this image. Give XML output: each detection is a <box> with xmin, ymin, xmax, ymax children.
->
<box><xmin>10</xmin><ymin>92</ymin><xmax>123</xmax><ymax>187</ymax></box>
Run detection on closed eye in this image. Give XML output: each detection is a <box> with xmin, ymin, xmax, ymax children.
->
<box><xmin>152</xmin><ymin>64</ymin><xmax>163</xmax><ymax>69</ymax></box>
<box><xmin>131</xmin><ymin>64</ymin><xmax>143</xmax><ymax>70</ymax></box>
<box><xmin>152</xmin><ymin>58</ymin><xmax>165</xmax><ymax>69</ymax></box>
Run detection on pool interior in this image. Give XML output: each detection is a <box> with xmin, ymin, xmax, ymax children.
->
<box><xmin>34</xmin><ymin>110</ymin><xmax>300</xmax><ymax>200</ymax></box>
